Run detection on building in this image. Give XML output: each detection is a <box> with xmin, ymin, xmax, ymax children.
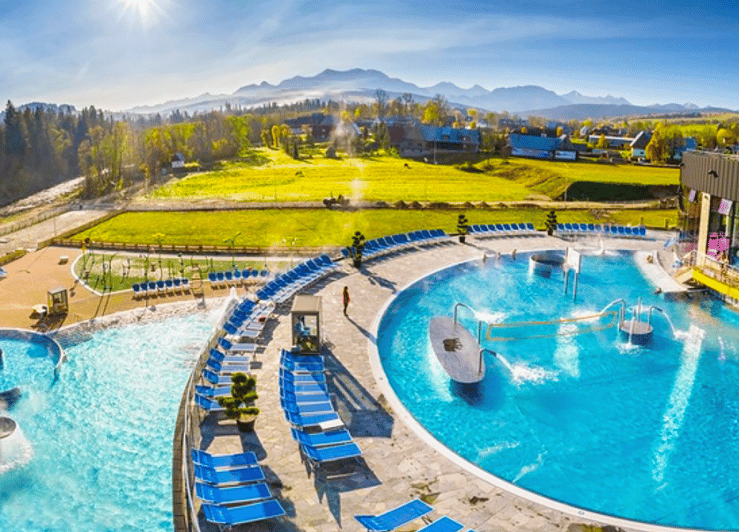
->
<box><xmin>283</xmin><ymin>113</ymin><xmax>341</xmax><ymax>141</ymax></box>
<box><xmin>673</xmin><ymin>137</ymin><xmax>697</xmax><ymax>160</ymax></box>
<box><xmin>508</xmin><ymin>134</ymin><xmax>578</xmax><ymax>160</ymax></box>
<box><xmin>679</xmin><ymin>150</ymin><xmax>739</xmax><ymax>304</ymax></box>
<box><xmin>629</xmin><ymin>131</ymin><xmax>650</xmax><ymax>158</ymax></box>
<box><xmin>386</xmin><ymin>118</ymin><xmax>481</xmax><ymax>156</ymax></box>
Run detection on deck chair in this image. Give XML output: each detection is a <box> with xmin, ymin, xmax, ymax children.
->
<box><xmin>300</xmin><ymin>441</ymin><xmax>362</xmax><ymax>470</ymax></box>
<box><xmin>201</xmin><ymin>499</ymin><xmax>285</xmax><ymax>529</ymax></box>
<box><xmin>194</xmin><ymin>464</ymin><xmax>265</xmax><ymax>486</ymax></box>
<box><xmin>195</xmin><ymin>385</ymin><xmax>231</xmax><ymax>398</ymax></box>
<box><xmin>291</xmin><ymin>427</ymin><xmax>353</xmax><ymax>447</ymax></box>
<box><xmin>195</xmin><ymin>481</ymin><xmax>271</xmax><ymax>505</ymax></box>
<box><xmin>354</xmin><ymin>499</ymin><xmax>434</xmax><ymax>532</ymax></box>
<box><xmin>191</xmin><ymin>449</ymin><xmax>258</xmax><ymax>469</ymax></box>
<box><xmin>417</xmin><ymin>516</ymin><xmax>464</xmax><ymax>532</ymax></box>
<box><xmin>194</xmin><ymin>393</ymin><xmax>225</xmax><ymax>412</ymax></box>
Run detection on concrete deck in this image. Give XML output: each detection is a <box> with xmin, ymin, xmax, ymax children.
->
<box><xmin>196</xmin><ymin>232</ymin><xmax>677</xmax><ymax>532</ymax></box>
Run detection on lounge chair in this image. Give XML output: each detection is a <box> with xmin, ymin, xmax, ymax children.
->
<box><xmin>218</xmin><ymin>337</ymin><xmax>257</xmax><ymax>354</ymax></box>
<box><xmin>191</xmin><ymin>449</ymin><xmax>258</xmax><ymax>469</ymax></box>
<box><xmin>201</xmin><ymin>499</ymin><xmax>285</xmax><ymax>528</ymax></box>
<box><xmin>417</xmin><ymin>516</ymin><xmax>464</xmax><ymax>532</ymax></box>
<box><xmin>209</xmin><ymin>347</ymin><xmax>252</xmax><ymax>366</ymax></box>
<box><xmin>195</xmin><ymin>481</ymin><xmax>272</xmax><ymax>505</ymax></box>
<box><xmin>284</xmin><ymin>410</ymin><xmax>342</xmax><ymax>429</ymax></box>
<box><xmin>354</xmin><ymin>499</ymin><xmax>434</xmax><ymax>532</ymax></box>
<box><xmin>194</xmin><ymin>393</ymin><xmax>225</xmax><ymax>412</ymax></box>
<box><xmin>280</xmin><ymin>389</ymin><xmax>332</xmax><ymax>404</ymax></box>
<box><xmin>279</xmin><ymin>370</ymin><xmax>326</xmax><ymax>384</ymax></box>
<box><xmin>279</xmin><ymin>380</ymin><xmax>328</xmax><ymax>395</ymax></box>
<box><xmin>202</xmin><ymin>368</ymin><xmax>235</xmax><ymax>386</ymax></box>
<box><xmin>195</xmin><ymin>384</ymin><xmax>231</xmax><ymax>398</ymax></box>
<box><xmin>290</xmin><ymin>427</ymin><xmax>353</xmax><ymax>447</ymax></box>
<box><xmin>281</xmin><ymin>400</ymin><xmax>335</xmax><ymax>417</ymax></box>
<box><xmin>280</xmin><ymin>357</ymin><xmax>325</xmax><ymax>373</ymax></box>
<box><xmin>280</xmin><ymin>350</ymin><xmax>324</xmax><ymax>365</ymax></box>
<box><xmin>194</xmin><ymin>464</ymin><xmax>265</xmax><ymax>485</ymax></box>
<box><xmin>206</xmin><ymin>357</ymin><xmax>251</xmax><ymax>375</ymax></box>
<box><xmin>300</xmin><ymin>442</ymin><xmax>362</xmax><ymax>470</ymax></box>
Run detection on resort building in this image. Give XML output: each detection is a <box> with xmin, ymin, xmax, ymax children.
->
<box><xmin>679</xmin><ymin>150</ymin><xmax>739</xmax><ymax>302</ymax></box>
<box><xmin>508</xmin><ymin>133</ymin><xmax>578</xmax><ymax>160</ymax></box>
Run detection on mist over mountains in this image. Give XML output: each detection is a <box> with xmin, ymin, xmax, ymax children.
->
<box><xmin>9</xmin><ymin>69</ymin><xmax>730</xmax><ymax>121</ymax></box>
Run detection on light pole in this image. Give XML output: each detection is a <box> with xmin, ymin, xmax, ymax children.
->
<box><xmin>283</xmin><ymin>237</ymin><xmax>297</xmax><ymax>268</ymax></box>
<box><xmin>223</xmin><ymin>231</ymin><xmax>242</xmax><ymax>269</ymax></box>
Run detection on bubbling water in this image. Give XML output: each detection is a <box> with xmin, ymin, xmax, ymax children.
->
<box><xmin>0</xmin><ymin>418</ymin><xmax>33</xmax><ymax>474</ymax></box>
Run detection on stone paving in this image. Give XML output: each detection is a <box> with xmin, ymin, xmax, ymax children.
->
<box><xmin>195</xmin><ymin>231</ymin><xmax>677</xmax><ymax>532</ymax></box>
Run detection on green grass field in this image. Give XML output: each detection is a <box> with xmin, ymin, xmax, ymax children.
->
<box><xmin>143</xmin><ymin>149</ymin><xmax>678</xmax><ymax>203</ymax></box>
<box><xmin>70</xmin><ymin>208</ymin><xmax>678</xmax><ymax>248</ymax></box>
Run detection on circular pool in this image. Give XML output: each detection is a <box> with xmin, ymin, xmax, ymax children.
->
<box><xmin>377</xmin><ymin>251</ymin><xmax>739</xmax><ymax>531</ymax></box>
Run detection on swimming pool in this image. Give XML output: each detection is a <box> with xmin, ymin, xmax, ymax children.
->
<box><xmin>377</xmin><ymin>251</ymin><xmax>739</xmax><ymax>530</ymax></box>
<box><xmin>0</xmin><ymin>313</ymin><xmax>214</xmax><ymax>532</ymax></box>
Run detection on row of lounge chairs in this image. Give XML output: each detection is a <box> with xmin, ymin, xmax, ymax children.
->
<box><xmin>467</xmin><ymin>223</ymin><xmax>537</xmax><ymax>238</ymax></box>
<box><xmin>131</xmin><ymin>277</ymin><xmax>189</xmax><ymax>298</ymax></box>
<box><xmin>222</xmin><ymin>298</ymin><xmax>275</xmax><ymax>339</ymax></box>
<box><xmin>341</xmin><ymin>229</ymin><xmax>450</xmax><ymax>263</ymax></box>
<box><xmin>355</xmin><ymin>498</ymin><xmax>478</xmax><ymax>532</ymax></box>
<box><xmin>279</xmin><ymin>349</ymin><xmax>363</xmax><ymax>476</ymax></box>
<box><xmin>208</xmin><ymin>268</ymin><xmax>269</xmax><ymax>288</ymax></box>
<box><xmin>255</xmin><ymin>254</ymin><xmax>338</xmax><ymax>304</ymax></box>
<box><xmin>192</xmin><ymin>449</ymin><xmax>286</xmax><ymax>529</ymax></box>
<box><xmin>556</xmin><ymin>223</ymin><xmax>647</xmax><ymax>238</ymax></box>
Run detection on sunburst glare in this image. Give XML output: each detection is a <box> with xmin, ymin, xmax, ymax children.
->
<box><xmin>116</xmin><ymin>0</ymin><xmax>166</xmax><ymax>28</ymax></box>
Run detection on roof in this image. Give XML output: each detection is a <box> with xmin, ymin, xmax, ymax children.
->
<box><xmin>418</xmin><ymin>126</ymin><xmax>481</xmax><ymax>144</ymax></box>
<box><xmin>509</xmin><ymin>133</ymin><xmax>561</xmax><ymax>151</ymax></box>
<box><xmin>629</xmin><ymin>131</ymin><xmax>649</xmax><ymax>149</ymax></box>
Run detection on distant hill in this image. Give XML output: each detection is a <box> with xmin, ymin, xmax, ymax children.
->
<box><xmin>521</xmin><ymin>103</ymin><xmax>734</xmax><ymax>121</ymax></box>
<box><xmin>0</xmin><ymin>102</ymin><xmax>76</xmax><ymax>122</ymax></box>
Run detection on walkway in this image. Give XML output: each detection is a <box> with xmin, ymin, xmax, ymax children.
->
<box><xmin>196</xmin><ymin>232</ymin><xmax>673</xmax><ymax>532</ymax></box>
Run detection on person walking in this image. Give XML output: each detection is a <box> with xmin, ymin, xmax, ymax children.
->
<box><xmin>342</xmin><ymin>286</ymin><xmax>350</xmax><ymax>315</ymax></box>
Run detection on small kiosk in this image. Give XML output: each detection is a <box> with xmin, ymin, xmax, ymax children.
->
<box><xmin>290</xmin><ymin>295</ymin><xmax>321</xmax><ymax>354</ymax></box>
<box><xmin>48</xmin><ymin>287</ymin><xmax>69</xmax><ymax>316</ymax></box>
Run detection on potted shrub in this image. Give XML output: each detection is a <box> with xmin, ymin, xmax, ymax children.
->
<box><xmin>217</xmin><ymin>372</ymin><xmax>260</xmax><ymax>432</ymax></box>
<box><xmin>350</xmin><ymin>231</ymin><xmax>366</xmax><ymax>268</ymax></box>
<box><xmin>457</xmin><ymin>214</ymin><xmax>469</xmax><ymax>243</ymax></box>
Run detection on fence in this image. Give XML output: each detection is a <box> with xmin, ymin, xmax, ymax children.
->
<box><xmin>0</xmin><ymin>204</ymin><xmax>73</xmax><ymax>237</ymax></box>
<box><xmin>173</xmin><ymin>296</ymin><xmax>239</xmax><ymax>532</ymax></box>
<box><xmin>50</xmin><ymin>238</ymin><xmax>342</xmax><ymax>257</ymax></box>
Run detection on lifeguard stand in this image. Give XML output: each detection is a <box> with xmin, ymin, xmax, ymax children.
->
<box><xmin>47</xmin><ymin>287</ymin><xmax>69</xmax><ymax>316</ymax></box>
<box><xmin>291</xmin><ymin>295</ymin><xmax>321</xmax><ymax>354</ymax></box>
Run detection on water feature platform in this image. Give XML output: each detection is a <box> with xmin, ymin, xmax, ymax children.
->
<box><xmin>429</xmin><ymin>316</ymin><xmax>484</xmax><ymax>383</ymax></box>
<box><xmin>0</xmin><ymin>417</ymin><xmax>15</xmax><ymax>439</ymax></box>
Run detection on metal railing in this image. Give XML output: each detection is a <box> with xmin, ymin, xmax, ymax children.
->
<box><xmin>177</xmin><ymin>296</ymin><xmax>239</xmax><ymax>532</ymax></box>
<box><xmin>682</xmin><ymin>250</ymin><xmax>739</xmax><ymax>289</ymax></box>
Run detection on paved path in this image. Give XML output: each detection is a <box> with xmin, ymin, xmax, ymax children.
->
<box><xmin>195</xmin><ymin>232</ymin><xmax>672</xmax><ymax>532</ymax></box>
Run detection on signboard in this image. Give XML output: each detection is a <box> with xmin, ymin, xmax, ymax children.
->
<box><xmin>688</xmin><ymin>189</ymin><xmax>697</xmax><ymax>203</ymax></box>
<box><xmin>718</xmin><ymin>198</ymin><xmax>733</xmax><ymax>216</ymax></box>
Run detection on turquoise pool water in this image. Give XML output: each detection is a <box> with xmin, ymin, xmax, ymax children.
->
<box><xmin>378</xmin><ymin>252</ymin><xmax>739</xmax><ymax>530</ymax></box>
<box><xmin>0</xmin><ymin>314</ymin><xmax>214</xmax><ymax>532</ymax></box>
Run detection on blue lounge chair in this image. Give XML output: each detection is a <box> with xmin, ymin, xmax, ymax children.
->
<box><xmin>208</xmin><ymin>272</ymin><xmax>217</xmax><ymax>284</ymax></box>
<box><xmin>279</xmin><ymin>371</ymin><xmax>326</xmax><ymax>384</ymax></box>
<box><xmin>181</xmin><ymin>278</ymin><xmax>190</xmax><ymax>291</ymax></box>
<box><xmin>191</xmin><ymin>449</ymin><xmax>258</xmax><ymax>469</ymax></box>
<box><xmin>617</xmin><ymin>225</ymin><xmax>626</xmax><ymax>237</ymax></box>
<box><xmin>354</xmin><ymin>499</ymin><xmax>434</xmax><ymax>532</ymax></box>
<box><xmin>610</xmin><ymin>225</ymin><xmax>618</xmax><ymax>236</ymax></box>
<box><xmin>195</xmin><ymin>385</ymin><xmax>231</xmax><ymax>398</ymax></box>
<box><xmin>284</xmin><ymin>410</ymin><xmax>342</xmax><ymax>428</ymax></box>
<box><xmin>579</xmin><ymin>223</ymin><xmax>588</xmax><ymax>233</ymax></box>
<box><xmin>281</xmin><ymin>400</ymin><xmax>335</xmax><ymax>417</ymax></box>
<box><xmin>526</xmin><ymin>222</ymin><xmax>536</xmax><ymax>234</ymax></box>
<box><xmin>279</xmin><ymin>380</ymin><xmax>328</xmax><ymax>395</ymax></box>
<box><xmin>587</xmin><ymin>223</ymin><xmax>596</xmax><ymax>233</ymax></box>
<box><xmin>195</xmin><ymin>481</ymin><xmax>272</xmax><ymax>505</ymax></box>
<box><xmin>281</xmin><ymin>350</ymin><xmax>324</xmax><ymax>364</ymax></box>
<box><xmin>173</xmin><ymin>278</ymin><xmax>182</xmax><ymax>290</ymax></box>
<box><xmin>638</xmin><ymin>226</ymin><xmax>647</xmax><ymax>237</ymax></box>
<box><xmin>281</xmin><ymin>357</ymin><xmax>325</xmax><ymax>373</ymax></box>
<box><xmin>206</xmin><ymin>357</ymin><xmax>251</xmax><ymax>375</ymax></box>
<box><xmin>194</xmin><ymin>464</ymin><xmax>265</xmax><ymax>485</ymax></box>
<box><xmin>132</xmin><ymin>283</ymin><xmax>141</xmax><ymax>297</ymax></box>
<box><xmin>194</xmin><ymin>394</ymin><xmax>225</xmax><ymax>412</ymax></box>
<box><xmin>165</xmin><ymin>279</ymin><xmax>174</xmax><ymax>292</ymax></box>
<box><xmin>218</xmin><ymin>337</ymin><xmax>257</xmax><ymax>354</ymax></box>
<box><xmin>291</xmin><ymin>427</ymin><xmax>353</xmax><ymax>447</ymax></box>
<box><xmin>148</xmin><ymin>281</ymin><xmax>157</xmax><ymax>292</ymax></box>
<box><xmin>300</xmin><ymin>442</ymin><xmax>362</xmax><ymax>469</ymax></box>
<box><xmin>280</xmin><ymin>389</ymin><xmax>332</xmax><ymax>404</ymax></box>
<box><xmin>202</xmin><ymin>368</ymin><xmax>234</xmax><ymax>386</ymax></box>
<box><xmin>417</xmin><ymin>516</ymin><xmax>464</xmax><ymax>532</ymax></box>
<box><xmin>201</xmin><ymin>499</ymin><xmax>285</xmax><ymax>527</ymax></box>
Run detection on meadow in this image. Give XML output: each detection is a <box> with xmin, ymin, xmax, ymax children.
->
<box><xmin>143</xmin><ymin>149</ymin><xmax>679</xmax><ymax>203</ymax></box>
<box><xmin>70</xmin><ymin>208</ymin><xmax>678</xmax><ymax>249</ymax></box>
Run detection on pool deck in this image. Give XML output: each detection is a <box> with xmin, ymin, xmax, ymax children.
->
<box><xmin>195</xmin><ymin>231</ymin><xmax>681</xmax><ymax>532</ymax></box>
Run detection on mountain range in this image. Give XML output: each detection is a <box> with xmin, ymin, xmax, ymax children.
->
<box><xmin>7</xmin><ymin>69</ymin><xmax>731</xmax><ymax>122</ymax></box>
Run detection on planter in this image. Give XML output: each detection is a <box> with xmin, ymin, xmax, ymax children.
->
<box><xmin>353</xmin><ymin>258</ymin><xmax>362</xmax><ymax>268</ymax></box>
<box><xmin>236</xmin><ymin>416</ymin><xmax>257</xmax><ymax>432</ymax></box>
<box><xmin>458</xmin><ymin>236</ymin><xmax>466</xmax><ymax>244</ymax></box>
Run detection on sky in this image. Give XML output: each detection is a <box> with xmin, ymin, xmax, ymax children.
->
<box><xmin>1</xmin><ymin>0</ymin><xmax>739</xmax><ymax>111</ymax></box>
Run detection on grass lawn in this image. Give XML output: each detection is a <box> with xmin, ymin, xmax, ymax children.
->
<box><xmin>73</xmin><ymin>252</ymin><xmax>282</xmax><ymax>292</ymax></box>
<box><xmin>70</xmin><ymin>208</ymin><xmax>679</xmax><ymax>249</ymax></box>
<box><xmin>142</xmin><ymin>148</ymin><xmax>678</xmax><ymax>203</ymax></box>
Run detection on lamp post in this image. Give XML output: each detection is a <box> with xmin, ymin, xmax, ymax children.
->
<box><xmin>223</xmin><ymin>231</ymin><xmax>242</xmax><ymax>270</ymax></box>
<box><xmin>153</xmin><ymin>233</ymin><xmax>165</xmax><ymax>278</ymax></box>
<box><xmin>283</xmin><ymin>237</ymin><xmax>297</xmax><ymax>268</ymax></box>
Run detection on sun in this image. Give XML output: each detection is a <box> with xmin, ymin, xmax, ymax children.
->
<box><xmin>118</xmin><ymin>0</ymin><xmax>162</xmax><ymax>27</ymax></box>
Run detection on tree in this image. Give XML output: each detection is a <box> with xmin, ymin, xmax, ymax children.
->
<box><xmin>374</xmin><ymin>89</ymin><xmax>388</xmax><ymax>118</ymax></box>
<box><xmin>556</xmin><ymin>126</ymin><xmax>564</xmax><ymax>137</ymax></box>
<box><xmin>545</xmin><ymin>210</ymin><xmax>558</xmax><ymax>235</ymax></box>
<box><xmin>422</xmin><ymin>101</ymin><xmax>441</xmax><ymax>125</ymax></box>
<box><xmin>271</xmin><ymin>124</ymin><xmax>281</xmax><ymax>148</ymax></box>
<box><xmin>645</xmin><ymin>129</ymin><xmax>668</xmax><ymax>163</ymax></box>
<box><xmin>596</xmin><ymin>134</ymin><xmax>608</xmax><ymax>150</ymax></box>
<box><xmin>260</xmin><ymin>129</ymin><xmax>271</xmax><ymax>147</ymax></box>
<box><xmin>402</xmin><ymin>93</ymin><xmax>414</xmax><ymax>115</ymax></box>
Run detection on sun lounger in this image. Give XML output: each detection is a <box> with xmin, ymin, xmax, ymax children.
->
<box><xmin>191</xmin><ymin>449</ymin><xmax>258</xmax><ymax>469</ymax></box>
<box><xmin>354</xmin><ymin>499</ymin><xmax>434</xmax><ymax>532</ymax></box>
<box><xmin>195</xmin><ymin>385</ymin><xmax>231</xmax><ymax>398</ymax></box>
<box><xmin>206</xmin><ymin>357</ymin><xmax>251</xmax><ymax>375</ymax></box>
<box><xmin>209</xmin><ymin>348</ymin><xmax>251</xmax><ymax>366</ymax></box>
<box><xmin>290</xmin><ymin>427</ymin><xmax>353</xmax><ymax>447</ymax></box>
<box><xmin>196</xmin><ymin>481</ymin><xmax>272</xmax><ymax>505</ymax></box>
<box><xmin>279</xmin><ymin>380</ymin><xmax>328</xmax><ymax>395</ymax></box>
<box><xmin>300</xmin><ymin>442</ymin><xmax>362</xmax><ymax>470</ymax></box>
<box><xmin>194</xmin><ymin>393</ymin><xmax>225</xmax><ymax>412</ymax></box>
<box><xmin>280</xmin><ymin>389</ymin><xmax>332</xmax><ymax>404</ymax></box>
<box><xmin>218</xmin><ymin>337</ymin><xmax>257</xmax><ymax>354</ymax></box>
<box><xmin>194</xmin><ymin>464</ymin><xmax>265</xmax><ymax>486</ymax></box>
<box><xmin>417</xmin><ymin>516</ymin><xmax>464</xmax><ymax>532</ymax></box>
<box><xmin>280</xmin><ymin>357</ymin><xmax>325</xmax><ymax>373</ymax></box>
<box><xmin>201</xmin><ymin>499</ymin><xmax>286</xmax><ymax>528</ymax></box>
<box><xmin>279</xmin><ymin>370</ymin><xmax>326</xmax><ymax>384</ymax></box>
<box><xmin>284</xmin><ymin>410</ymin><xmax>342</xmax><ymax>429</ymax></box>
<box><xmin>202</xmin><ymin>368</ymin><xmax>235</xmax><ymax>386</ymax></box>
<box><xmin>281</xmin><ymin>400</ymin><xmax>335</xmax><ymax>417</ymax></box>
